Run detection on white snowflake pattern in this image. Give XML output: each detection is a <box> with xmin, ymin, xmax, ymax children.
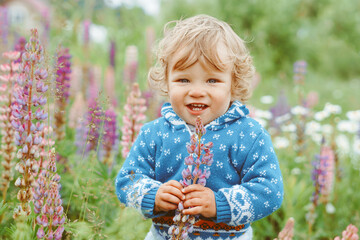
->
<box><xmin>248</xmin><ymin>122</ymin><xmax>254</xmax><ymax>127</ymax></box>
<box><xmin>174</xmin><ymin>137</ymin><xmax>180</xmax><ymax>143</ymax></box>
<box><xmin>219</xmin><ymin>144</ymin><xmax>226</xmax><ymax>151</ymax></box>
<box><xmin>176</xmin><ymin>154</ymin><xmax>182</xmax><ymax>161</ymax></box>
<box><xmin>164</xmin><ymin>149</ymin><xmax>171</xmax><ymax>156</ymax></box>
<box><xmin>154</xmin><ymin>120</ymin><xmax>159</xmax><ymax>125</ymax></box>
<box><xmin>162</xmin><ymin>133</ymin><xmax>169</xmax><ymax>139</ymax></box>
<box><xmin>135</xmin><ymin>169</ymin><xmax>142</xmax><ymax>174</ymax></box>
<box><xmin>227</xmin><ymin>130</ymin><xmax>234</xmax><ymax>136</ymax></box>
<box><xmin>167</xmin><ymin>167</ymin><xmax>173</xmax><ymax>173</ymax></box>
<box><xmin>264</xmin><ymin>201</ymin><xmax>270</xmax><ymax>208</ymax></box>
<box><xmin>144</xmin><ymin>128</ymin><xmax>150</xmax><ymax>134</ymax></box>
<box><xmin>149</xmin><ymin>169</ymin><xmax>155</xmax><ymax>177</ymax></box>
<box><xmin>277</xmin><ymin>191</ymin><xmax>282</xmax><ymax>198</ymax></box>
<box><xmin>264</xmin><ymin>187</ymin><xmax>272</xmax><ymax>194</ymax></box>
<box><xmin>155</xmin><ymin>162</ymin><xmax>160</xmax><ymax>168</ymax></box>
<box><xmin>261</xmin><ymin>155</ymin><xmax>268</xmax><ymax>161</ymax></box>
<box><xmin>253</xmin><ymin>153</ymin><xmax>259</xmax><ymax>160</ymax></box>
<box><xmin>140</xmin><ymin>141</ymin><xmax>145</xmax><ymax>147</ymax></box>
<box><xmin>147</xmin><ymin>155</ymin><xmax>154</xmax><ymax>162</ymax></box>
<box><xmin>130</xmin><ymin>160</ymin><xmax>135</xmax><ymax>166</ymax></box>
<box><xmin>232</xmin><ymin>159</ymin><xmax>238</xmax><ymax>167</ymax></box>
<box><xmin>259</xmin><ymin>139</ymin><xmax>265</xmax><ymax>146</ymax></box>
<box><xmin>232</xmin><ymin>144</ymin><xmax>238</xmax><ymax>151</ymax></box>
<box><xmin>216</xmin><ymin>161</ymin><xmax>224</xmax><ymax>169</ymax></box>
<box><xmin>270</xmin><ymin>164</ymin><xmax>277</xmax><ymax>169</ymax></box>
<box><xmin>236</xmin><ymin>120</ymin><xmax>242</xmax><ymax>125</ymax></box>
<box><xmin>239</xmin><ymin>131</ymin><xmax>245</xmax><ymax>139</ymax></box>
<box><xmin>226</xmin><ymin>174</ymin><xmax>232</xmax><ymax>180</ymax></box>
<box><xmin>250</xmin><ymin>131</ymin><xmax>257</xmax><ymax>139</ymax></box>
<box><xmin>257</xmin><ymin>177</ymin><xmax>265</xmax><ymax>182</ymax></box>
<box><xmin>259</xmin><ymin>170</ymin><xmax>267</xmax><ymax>176</ymax></box>
<box><xmin>134</xmin><ymin>146</ymin><xmax>137</xmax><ymax>151</ymax></box>
<box><xmin>149</xmin><ymin>141</ymin><xmax>155</xmax><ymax>149</ymax></box>
<box><xmin>138</xmin><ymin>156</ymin><xmax>144</xmax><ymax>162</ymax></box>
<box><xmin>271</xmin><ymin>178</ymin><xmax>278</xmax><ymax>184</ymax></box>
<box><xmin>270</xmin><ymin>147</ymin><xmax>274</xmax><ymax>153</ymax></box>
<box><xmin>239</xmin><ymin>144</ymin><xmax>246</xmax><ymax>151</ymax></box>
<box><xmin>213</xmin><ymin>134</ymin><xmax>220</xmax><ymax>140</ymax></box>
<box><xmin>157</xmin><ymin>131</ymin><xmax>162</xmax><ymax>137</ymax></box>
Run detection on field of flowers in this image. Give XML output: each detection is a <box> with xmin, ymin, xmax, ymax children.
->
<box><xmin>0</xmin><ymin>1</ymin><xmax>359</xmax><ymax>240</ymax></box>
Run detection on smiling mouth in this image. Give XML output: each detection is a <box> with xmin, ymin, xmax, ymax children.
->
<box><xmin>187</xmin><ymin>104</ymin><xmax>208</xmax><ymax>112</ymax></box>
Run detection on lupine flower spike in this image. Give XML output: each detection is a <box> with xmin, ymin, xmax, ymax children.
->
<box><xmin>307</xmin><ymin>137</ymin><xmax>335</xmax><ymax>233</ymax></box>
<box><xmin>101</xmin><ymin>107</ymin><xmax>119</xmax><ymax>167</ymax></box>
<box><xmin>274</xmin><ymin>217</ymin><xmax>295</xmax><ymax>240</ymax></box>
<box><xmin>0</xmin><ymin>51</ymin><xmax>20</xmax><ymax>202</ymax></box>
<box><xmin>120</xmin><ymin>83</ymin><xmax>146</xmax><ymax>158</ymax></box>
<box><xmin>34</xmin><ymin>148</ymin><xmax>66</xmax><ymax>240</ymax></box>
<box><xmin>334</xmin><ymin>224</ymin><xmax>359</xmax><ymax>240</ymax></box>
<box><xmin>54</xmin><ymin>47</ymin><xmax>72</xmax><ymax>141</ymax></box>
<box><xmin>169</xmin><ymin>116</ymin><xmax>214</xmax><ymax>240</ymax></box>
<box><xmin>11</xmin><ymin>29</ymin><xmax>48</xmax><ymax>218</ymax></box>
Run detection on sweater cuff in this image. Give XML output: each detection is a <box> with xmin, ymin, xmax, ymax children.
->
<box><xmin>214</xmin><ymin>191</ymin><xmax>232</xmax><ymax>223</ymax></box>
<box><xmin>141</xmin><ymin>187</ymin><xmax>160</xmax><ymax>218</ymax></box>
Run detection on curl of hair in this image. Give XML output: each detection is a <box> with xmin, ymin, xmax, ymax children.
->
<box><xmin>148</xmin><ymin>15</ymin><xmax>255</xmax><ymax>102</ymax></box>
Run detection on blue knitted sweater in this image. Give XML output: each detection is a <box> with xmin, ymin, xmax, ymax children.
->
<box><xmin>115</xmin><ymin>101</ymin><xmax>284</xmax><ymax>239</ymax></box>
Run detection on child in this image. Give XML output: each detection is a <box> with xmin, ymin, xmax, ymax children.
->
<box><xmin>115</xmin><ymin>15</ymin><xmax>283</xmax><ymax>240</ymax></box>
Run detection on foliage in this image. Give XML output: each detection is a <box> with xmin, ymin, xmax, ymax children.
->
<box><xmin>0</xmin><ymin>0</ymin><xmax>359</xmax><ymax>239</ymax></box>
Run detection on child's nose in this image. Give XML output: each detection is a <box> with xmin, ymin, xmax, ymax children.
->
<box><xmin>188</xmin><ymin>85</ymin><xmax>205</xmax><ymax>98</ymax></box>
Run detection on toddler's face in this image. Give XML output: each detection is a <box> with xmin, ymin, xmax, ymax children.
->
<box><xmin>167</xmin><ymin>48</ymin><xmax>232</xmax><ymax>126</ymax></box>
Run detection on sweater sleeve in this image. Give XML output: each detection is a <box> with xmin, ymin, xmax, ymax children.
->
<box><xmin>214</xmin><ymin>130</ymin><xmax>284</xmax><ymax>225</ymax></box>
<box><xmin>114</xmin><ymin>125</ymin><xmax>163</xmax><ymax>219</ymax></box>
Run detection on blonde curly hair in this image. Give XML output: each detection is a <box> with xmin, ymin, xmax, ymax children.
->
<box><xmin>148</xmin><ymin>14</ymin><xmax>255</xmax><ymax>102</ymax></box>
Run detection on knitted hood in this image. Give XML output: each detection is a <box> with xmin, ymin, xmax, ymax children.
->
<box><xmin>161</xmin><ymin>100</ymin><xmax>249</xmax><ymax>131</ymax></box>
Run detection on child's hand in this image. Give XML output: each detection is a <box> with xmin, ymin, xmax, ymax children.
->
<box><xmin>154</xmin><ymin>180</ymin><xmax>185</xmax><ymax>213</ymax></box>
<box><xmin>182</xmin><ymin>184</ymin><xmax>216</xmax><ymax>218</ymax></box>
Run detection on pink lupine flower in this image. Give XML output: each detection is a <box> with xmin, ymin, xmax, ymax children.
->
<box><xmin>170</xmin><ymin>116</ymin><xmax>214</xmax><ymax>240</ymax></box>
<box><xmin>54</xmin><ymin>47</ymin><xmax>72</xmax><ymax>141</ymax></box>
<box><xmin>275</xmin><ymin>217</ymin><xmax>295</xmax><ymax>240</ymax></box>
<box><xmin>101</xmin><ymin>107</ymin><xmax>119</xmax><ymax>166</ymax></box>
<box><xmin>120</xmin><ymin>83</ymin><xmax>146</xmax><ymax>158</ymax></box>
<box><xmin>11</xmin><ymin>29</ymin><xmax>49</xmax><ymax>218</ymax></box>
<box><xmin>334</xmin><ymin>224</ymin><xmax>359</xmax><ymax>240</ymax></box>
<box><xmin>0</xmin><ymin>51</ymin><xmax>20</xmax><ymax>202</ymax></box>
<box><xmin>123</xmin><ymin>45</ymin><xmax>138</xmax><ymax>84</ymax></box>
<box><xmin>104</xmin><ymin>66</ymin><xmax>117</xmax><ymax>107</ymax></box>
<box><xmin>83</xmin><ymin>19</ymin><xmax>91</xmax><ymax>45</ymax></box>
<box><xmin>34</xmin><ymin>148</ymin><xmax>66</xmax><ymax>240</ymax></box>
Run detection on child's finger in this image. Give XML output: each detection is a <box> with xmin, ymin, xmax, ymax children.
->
<box><xmin>182</xmin><ymin>206</ymin><xmax>202</xmax><ymax>215</ymax></box>
<box><xmin>160</xmin><ymin>193</ymin><xmax>182</xmax><ymax>205</ymax></box>
<box><xmin>182</xmin><ymin>184</ymin><xmax>203</xmax><ymax>194</ymax></box>
<box><xmin>166</xmin><ymin>180</ymin><xmax>183</xmax><ymax>190</ymax></box>
<box><xmin>163</xmin><ymin>185</ymin><xmax>185</xmax><ymax>201</ymax></box>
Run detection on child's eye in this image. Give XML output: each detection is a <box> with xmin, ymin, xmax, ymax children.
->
<box><xmin>178</xmin><ymin>79</ymin><xmax>190</xmax><ymax>83</ymax></box>
<box><xmin>207</xmin><ymin>79</ymin><xmax>218</xmax><ymax>84</ymax></box>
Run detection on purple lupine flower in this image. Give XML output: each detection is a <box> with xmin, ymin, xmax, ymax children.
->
<box><xmin>0</xmin><ymin>51</ymin><xmax>20</xmax><ymax>201</ymax></box>
<box><xmin>14</xmin><ymin>36</ymin><xmax>27</xmax><ymax>63</ymax></box>
<box><xmin>11</xmin><ymin>29</ymin><xmax>49</xmax><ymax>218</ymax></box>
<box><xmin>83</xmin><ymin>98</ymin><xmax>104</xmax><ymax>154</ymax></box>
<box><xmin>120</xmin><ymin>83</ymin><xmax>146</xmax><ymax>158</ymax></box>
<box><xmin>101</xmin><ymin>107</ymin><xmax>119</xmax><ymax>166</ymax></box>
<box><xmin>34</xmin><ymin>149</ymin><xmax>66</xmax><ymax>240</ymax></box>
<box><xmin>54</xmin><ymin>47</ymin><xmax>72</xmax><ymax>141</ymax></box>
<box><xmin>293</xmin><ymin>60</ymin><xmax>307</xmax><ymax>85</ymax></box>
<box><xmin>171</xmin><ymin>116</ymin><xmax>214</xmax><ymax>240</ymax></box>
<box><xmin>269</xmin><ymin>91</ymin><xmax>291</xmax><ymax>134</ymax></box>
